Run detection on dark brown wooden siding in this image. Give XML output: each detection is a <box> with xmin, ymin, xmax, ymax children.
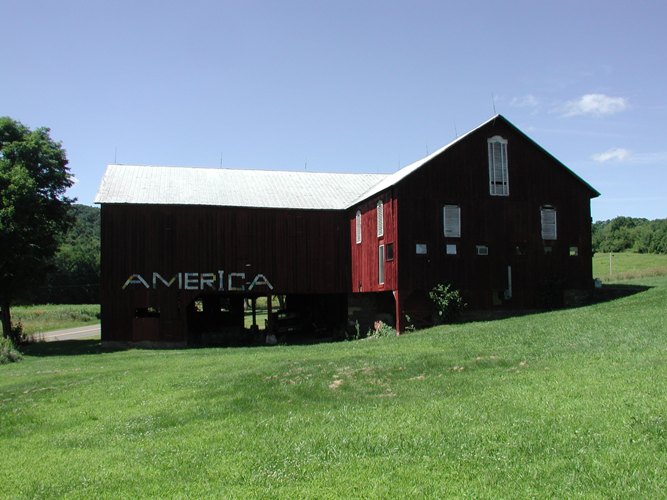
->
<box><xmin>100</xmin><ymin>204</ymin><xmax>350</xmax><ymax>341</ymax></box>
<box><xmin>391</xmin><ymin>118</ymin><xmax>595</xmax><ymax>307</ymax></box>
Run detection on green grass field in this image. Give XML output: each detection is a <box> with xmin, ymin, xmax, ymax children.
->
<box><xmin>1</xmin><ymin>278</ymin><xmax>665</xmax><ymax>497</ymax></box>
<box><xmin>10</xmin><ymin>304</ymin><xmax>100</xmax><ymax>336</ymax></box>
<box><xmin>593</xmin><ymin>252</ymin><xmax>667</xmax><ymax>282</ymax></box>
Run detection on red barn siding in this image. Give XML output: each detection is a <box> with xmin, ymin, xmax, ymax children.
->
<box><xmin>349</xmin><ymin>193</ymin><xmax>398</xmax><ymax>292</ymax></box>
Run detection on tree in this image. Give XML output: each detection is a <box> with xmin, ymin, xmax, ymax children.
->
<box><xmin>22</xmin><ymin>205</ymin><xmax>100</xmax><ymax>305</ymax></box>
<box><xmin>0</xmin><ymin>117</ymin><xmax>75</xmax><ymax>340</ymax></box>
<box><xmin>592</xmin><ymin>216</ymin><xmax>667</xmax><ymax>254</ymax></box>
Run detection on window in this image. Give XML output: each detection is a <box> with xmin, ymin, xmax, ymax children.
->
<box><xmin>355</xmin><ymin>210</ymin><xmax>362</xmax><ymax>244</ymax></box>
<box><xmin>476</xmin><ymin>245</ymin><xmax>489</xmax><ymax>256</ymax></box>
<box><xmin>443</xmin><ymin>205</ymin><xmax>461</xmax><ymax>238</ymax></box>
<box><xmin>569</xmin><ymin>246</ymin><xmax>579</xmax><ymax>256</ymax></box>
<box><xmin>488</xmin><ymin>136</ymin><xmax>509</xmax><ymax>196</ymax></box>
<box><xmin>376</xmin><ymin>200</ymin><xmax>384</xmax><ymax>237</ymax></box>
<box><xmin>386</xmin><ymin>243</ymin><xmax>394</xmax><ymax>261</ymax></box>
<box><xmin>541</xmin><ymin>206</ymin><xmax>557</xmax><ymax>240</ymax></box>
<box><xmin>416</xmin><ymin>243</ymin><xmax>428</xmax><ymax>255</ymax></box>
<box><xmin>446</xmin><ymin>244</ymin><xmax>457</xmax><ymax>255</ymax></box>
<box><xmin>378</xmin><ymin>244</ymin><xmax>385</xmax><ymax>284</ymax></box>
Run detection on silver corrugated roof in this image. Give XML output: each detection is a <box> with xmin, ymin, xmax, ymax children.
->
<box><xmin>94</xmin><ymin>119</ymin><xmax>494</xmax><ymax>211</ymax></box>
<box><xmin>96</xmin><ymin>116</ymin><xmax>595</xmax><ymax>210</ymax></box>
<box><xmin>94</xmin><ymin>164</ymin><xmax>388</xmax><ymax>210</ymax></box>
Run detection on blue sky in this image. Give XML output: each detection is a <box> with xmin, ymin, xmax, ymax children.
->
<box><xmin>2</xmin><ymin>0</ymin><xmax>666</xmax><ymax>221</ymax></box>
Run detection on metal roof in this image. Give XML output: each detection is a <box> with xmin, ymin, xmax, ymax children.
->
<box><xmin>94</xmin><ymin>164</ymin><xmax>388</xmax><ymax>210</ymax></box>
<box><xmin>95</xmin><ymin>115</ymin><xmax>598</xmax><ymax>210</ymax></box>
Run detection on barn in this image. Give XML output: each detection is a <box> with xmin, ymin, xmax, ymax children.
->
<box><xmin>95</xmin><ymin>115</ymin><xmax>599</xmax><ymax>345</ymax></box>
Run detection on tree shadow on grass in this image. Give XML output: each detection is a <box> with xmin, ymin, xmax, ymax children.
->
<box><xmin>20</xmin><ymin>333</ymin><xmax>341</xmax><ymax>357</ymax></box>
<box><xmin>20</xmin><ymin>339</ymin><xmax>127</xmax><ymax>357</ymax></box>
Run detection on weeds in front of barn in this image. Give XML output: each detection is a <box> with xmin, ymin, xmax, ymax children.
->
<box><xmin>1</xmin><ymin>277</ymin><xmax>666</xmax><ymax>497</ymax></box>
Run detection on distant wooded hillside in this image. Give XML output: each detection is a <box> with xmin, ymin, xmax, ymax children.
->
<box><xmin>593</xmin><ymin>217</ymin><xmax>667</xmax><ymax>254</ymax></box>
<box><xmin>21</xmin><ymin>204</ymin><xmax>100</xmax><ymax>304</ymax></box>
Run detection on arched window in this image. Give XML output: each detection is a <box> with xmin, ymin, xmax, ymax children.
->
<box><xmin>355</xmin><ymin>209</ymin><xmax>362</xmax><ymax>244</ymax></box>
<box><xmin>376</xmin><ymin>200</ymin><xmax>384</xmax><ymax>237</ymax></box>
<box><xmin>488</xmin><ymin>136</ymin><xmax>509</xmax><ymax>196</ymax></box>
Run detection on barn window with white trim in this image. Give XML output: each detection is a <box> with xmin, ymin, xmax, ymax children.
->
<box><xmin>443</xmin><ymin>205</ymin><xmax>461</xmax><ymax>238</ymax></box>
<box><xmin>541</xmin><ymin>206</ymin><xmax>557</xmax><ymax>240</ymax></box>
<box><xmin>488</xmin><ymin>136</ymin><xmax>509</xmax><ymax>196</ymax></box>
<box><xmin>376</xmin><ymin>200</ymin><xmax>384</xmax><ymax>237</ymax></box>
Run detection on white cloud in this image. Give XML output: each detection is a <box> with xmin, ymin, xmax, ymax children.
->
<box><xmin>591</xmin><ymin>148</ymin><xmax>631</xmax><ymax>163</ymax></box>
<box><xmin>510</xmin><ymin>94</ymin><xmax>539</xmax><ymax>108</ymax></box>
<box><xmin>561</xmin><ymin>93</ymin><xmax>628</xmax><ymax>117</ymax></box>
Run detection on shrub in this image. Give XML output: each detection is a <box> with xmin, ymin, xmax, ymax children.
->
<box><xmin>429</xmin><ymin>283</ymin><xmax>466</xmax><ymax>324</ymax></box>
<box><xmin>369</xmin><ymin>320</ymin><xmax>397</xmax><ymax>338</ymax></box>
<box><xmin>0</xmin><ymin>336</ymin><xmax>23</xmax><ymax>364</ymax></box>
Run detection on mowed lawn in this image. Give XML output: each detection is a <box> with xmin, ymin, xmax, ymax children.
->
<box><xmin>1</xmin><ymin>279</ymin><xmax>666</xmax><ymax>497</ymax></box>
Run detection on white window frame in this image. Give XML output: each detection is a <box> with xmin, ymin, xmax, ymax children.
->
<box><xmin>476</xmin><ymin>245</ymin><xmax>489</xmax><ymax>256</ymax></box>
<box><xmin>376</xmin><ymin>200</ymin><xmax>384</xmax><ymax>237</ymax></box>
<box><xmin>378</xmin><ymin>244</ymin><xmax>385</xmax><ymax>285</ymax></box>
<box><xmin>488</xmin><ymin>136</ymin><xmax>509</xmax><ymax>196</ymax></box>
<box><xmin>443</xmin><ymin>205</ymin><xmax>461</xmax><ymax>238</ymax></box>
<box><xmin>541</xmin><ymin>206</ymin><xmax>557</xmax><ymax>240</ymax></box>
<box><xmin>355</xmin><ymin>210</ymin><xmax>362</xmax><ymax>244</ymax></box>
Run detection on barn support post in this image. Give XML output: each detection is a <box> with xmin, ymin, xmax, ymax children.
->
<box><xmin>267</xmin><ymin>294</ymin><xmax>273</xmax><ymax>332</ymax></box>
<box><xmin>393</xmin><ymin>290</ymin><xmax>401</xmax><ymax>335</ymax></box>
<box><xmin>251</xmin><ymin>297</ymin><xmax>257</xmax><ymax>328</ymax></box>
<box><xmin>1</xmin><ymin>299</ymin><xmax>11</xmax><ymax>339</ymax></box>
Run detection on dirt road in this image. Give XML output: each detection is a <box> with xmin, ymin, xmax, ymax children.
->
<box><xmin>38</xmin><ymin>324</ymin><xmax>101</xmax><ymax>342</ymax></box>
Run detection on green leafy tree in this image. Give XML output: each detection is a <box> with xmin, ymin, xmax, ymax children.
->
<box><xmin>0</xmin><ymin>117</ymin><xmax>75</xmax><ymax>340</ymax></box>
<box><xmin>592</xmin><ymin>217</ymin><xmax>667</xmax><ymax>254</ymax></box>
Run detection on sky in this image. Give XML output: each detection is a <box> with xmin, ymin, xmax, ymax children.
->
<box><xmin>2</xmin><ymin>0</ymin><xmax>666</xmax><ymax>221</ymax></box>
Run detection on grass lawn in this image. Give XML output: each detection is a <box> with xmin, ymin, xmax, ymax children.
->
<box><xmin>593</xmin><ymin>251</ymin><xmax>667</xmax><ymax>282</ymax></box>
<box><xmin>8</xmin><ymin>304</ymin><xmax>100</xmax><ymax>337</ymax></box>
<box><xmin>1</xmin><ymin>278</ymin><xmax>666</xmax><ymax>497</ymax></box>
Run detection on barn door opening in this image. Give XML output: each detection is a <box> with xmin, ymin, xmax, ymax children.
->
<box><xmin>186</xmin><ymin>293</ymin><xmax>245</xmax><ymax>345</ymax></box>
